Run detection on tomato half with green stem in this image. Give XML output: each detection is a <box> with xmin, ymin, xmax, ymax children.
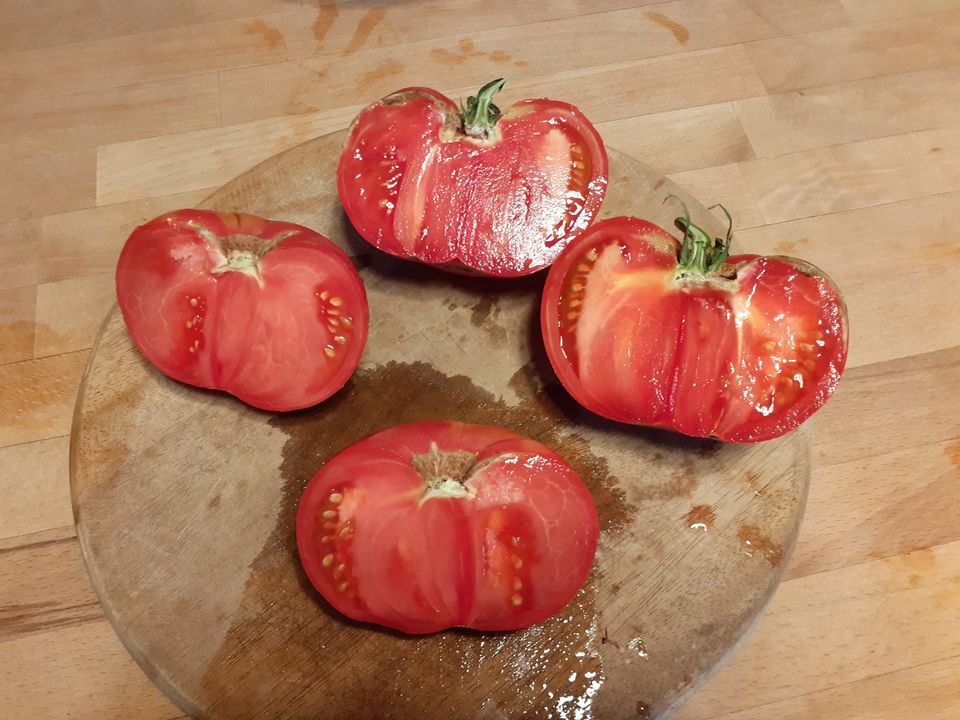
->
<box><xmin>296</xmin><ymin>421</ymin><xmax>599</xmax><ymax>634</ymax></box>
<box><xmin>116</xmin><ymin>209</ymin><xmax>368</xmax><ymax>412</ymax></box>
<box><xmin>541</xmin><ymin>200</ymin><xmax>849</xmax><ymax>443</ymax></box>
<box><xmin>337</xmin><ymin>78</ymin><xmax>608</xmax><ymax>277</ymax></box>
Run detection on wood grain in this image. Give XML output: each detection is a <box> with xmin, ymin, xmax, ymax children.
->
<box><xmin>37</xmin><ymin>191</ymin><xmax>209</xmax><ymax>285</ymax></box>
<box><xmin>745</xmin><ymin>9</ymin><xmax>960</xmax><ymax>92</ymax></box>
<box><xmin>674</xmin><ymin>539</ymin><xmax>960</xmax><ymax>718</ymax></box>
<box><xmin>0</xmin><ymin>437</ymin><xmax>71</xmax><ymax>545</ymax></box>
<box><xmin>71</xmin><ymin>136</ymin><xmax>808</xmax><ymax>720</ymax></box>
<box><xmin>0</xmin><ymin>351</ymin><xmax>88</xmax><ymax>448</ymax></box>
<box><xmin>0</xmin><ymin>285</ymin><xmax>36</xmax><ymax>364</ymax></box>
<box><xmin>0</xmin><ymin>148</ymin><xmax>96</xmax><ymax>223</ymax></box>
<box><xmin>740</xmin><ymin>124</ymin><xmax>960</xmax><ymax>223</ymax></box>
<box><xmin>3</xmin><ymin>1</ymin><xmax>960</xmax><ymax>718</ymax></box>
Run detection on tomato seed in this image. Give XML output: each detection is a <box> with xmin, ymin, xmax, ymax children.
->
<box><xmin>329</xmin><ymin>492</ymin><xmax>343</xmax><ymax>504</ymax></box>
<box><xmin>511</xmin><ymin>594</ymin><xmax>523</xmax><ymax>606</ymax></box>
<box><xmin>322</xmin><ymin>554</ymin><xmax>334</xmax><ymax>568</ymax></box>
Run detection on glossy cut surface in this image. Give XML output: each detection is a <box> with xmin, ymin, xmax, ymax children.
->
<box><xmin>337</xmin><ymin>87</ymin><xmax>608</xmax><ymax>276</ymax></box>
<box><xmin>542</xmin><ymin>217</ymin><xmax>848</xmax><ymax>442</ymax></box>
<box><xmin>116</xmin><ymin>209</ymin><xmax>368</xmax><ymax>412</ymax></box>
<box><xmin>296</xmin><ymin>421</ymin><xmax>600</xmax><ymax>634</ymax></box>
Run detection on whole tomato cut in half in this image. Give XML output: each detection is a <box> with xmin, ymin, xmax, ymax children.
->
<box><xmin>337</xmin><ymin>78</ymin><xmax>608</xmax><ymax>277</ymax></box>
<box><xmin>116</xmin><ymin>209</ymin><xmax>368</xmax><ymax>412</ymax></box>
<box><xmin>296</xmin><ymin>421</ymin><xmax>599</xmax><ymax>634</ymax></box>
<box><xmin>541</xmin><ymin>202</ymin><xmax>849</xmax><ymax>443</ymax></box>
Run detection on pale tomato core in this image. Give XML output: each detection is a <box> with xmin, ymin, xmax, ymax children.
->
<box><xmin>542</xmin><ymin>217</ymin><xmax>848</xmax><ymax>442</ymax></box>
<box><xmin>337</xmin><ymin>88</ymin><xmax>608</xmax><ymax>277</ymax></box>
<box><xmin>296</xmin><ymin>421</ymin><xmax>600</xmax><ymax>634</ymax></box>
<box><xmin>116</xmin><ymin>209</ymin><xmax>369</xmax><ymax>412</ymax></box>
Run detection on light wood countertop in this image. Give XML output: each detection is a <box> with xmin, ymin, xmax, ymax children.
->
<box><xmin>2</xmin><ymin>1</ymin><xmax>959</xmax><ymax>718</ymax></box>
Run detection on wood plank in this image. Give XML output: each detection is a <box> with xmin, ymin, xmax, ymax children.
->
<box><xmin>0</xmin><ymin>618</ymin><xmax>180</xmax><ymax>720</ymax></box>
<box><xmin>219</xmin><ymin>2</ymin><xmax>776</xmax><ymax>124</ymax></box>
<box><xmin>0</xmin><ymin>0</ymin><xmax>296</xmax><ymax>53</ymax></box>
<box><xmin>667</xmin><ymin>163</ymin><xmax>766</xmax><ymax>229</ymax></box>
<box><xmin>739</xmin><ymin>0</ymin><xmax>851</xmax><ymax>33</ymax></box>
<box><xmin>841</xmin><ymin>0</ymin><xmax>960</xmax><ymax>23</ymax></box>
<box><xmin>812</xmin><ymin>347</ymin><xmax>960</xmax><ymax>469</ymax></box>
<box><xmin>0</xmin><ymin>539</ymin><xmax>101</xmax><ymax>642</ymax></box>
<box><xmin>506</xmin><ymin>45</ymin><xmax>766</xmax><ymax>125</ymax></box>
<box><xmin>746</xmin><ymin>9</ymin><xmax>960</xmax><ymax>92</ymax></box>
<box><xmin>739</xmin><ymin>124</ymin><xmax>960</xmax><ymax>224</ymax></box>
<box><xmin>789</xmin><ymin>438</ymin><xmax>960</xmax><ymax>580</ymax></box>
<box><xmin>680</xmin><ymin>654</ymin><xmax>960</xmax><ymax>720</ymax></box>
<box><xmin>734</xmin><ymin>192</ymin><xmax>960</xmax><ymax>368</ymax></box>
<box><xmin>98</xmin><ymin>107</ymin><xmax>366</xmax><ymax>205</ymax></box>
<box><xmin>220</xmin><ymin>43</ymin><xmax>765</xmax><ymax>126</ymax></box>
<box><xmin>38</xmin><ymin>190</ymin><xmax>210</xmax><ymax>285</ymax></box>
<box><xmin>0</xmin><ymin>437</ymin><xmax>72</xmax><ymax>546</ymax></box>
<box><xmin>104</xmin><ymin>45</ymin><xmax>763</xmax><ymax>206</ymax></box>
<box><xmin>0</xmin><ymin>351</ymin><xmax>89</xmax><ymax>449</ymax></box>
<box><xmin>0</xmin><ymin>148</ymin><xmax>96</xmax><ymax>224</ymax></box>
<box><xmin>0</xmin><ymin>14</ymin><xmax>288</xmax><ymax>104</ymax></box>
<box><xmin>736</xmin><ymin>66</ymin><xmax>960</xmax><ymax>158</ymax></box>
<box><xmin>0</xmin><ymin>74</ymin><xmax>221</xmax><ymax>157</ymax></box>
<box><xmin>672</xmin><ymin>540</ymin><xmax>960</xmax><ymax>718</ymax></box>
<box><xmin>281</xmin><ymin>0</ymin><xmax>663</xmax><ymax>60</ymax></box>
<box><xmin>0</xmin><ymin>218</ymin><xmax>40</xmax><ymax>291</ymax></box>
<box><xmin>34</xmin><ymin>274</ymin><xmax>114</xmax><ymax>359</ymax></box>
<box><xmin>0</xmin><ymin>285</ymin><xmax>36</xmax><ymax>365</ymax></box>
<box><xmin>599</xmin><ymin>103</ymin><xmax>755</xmax><ymax>174</ymax></box>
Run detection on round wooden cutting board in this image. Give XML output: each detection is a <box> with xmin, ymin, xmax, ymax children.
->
<box><xmin>71</xmin><ymin>131</ymin><xmax>809</xmax><ymax>720</ymax></box>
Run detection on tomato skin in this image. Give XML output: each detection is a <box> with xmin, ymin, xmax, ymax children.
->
<box><xmin>541</xmin><ymin>217</ymin><xmax>849</xmax><ymax>443</ymax></box>
<box><xmin>337</xmin><ymin>86</ymin><xmax>608</xmax><ymax>277</ymax></box>
<box><xmin>296</xmin><ymin>421</ymin><xmax>599</xmax><ymax>634</ymax></box>
<box><xmin>115</xmin><ymin>209</ymin><xmax>369</xmax><ymax>412</ymax></box>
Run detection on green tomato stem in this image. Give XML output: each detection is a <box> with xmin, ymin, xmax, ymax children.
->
<box><xmin>665</xmin><ymin>195</ymin><xmax>735</xmax><ymax>277</ymax></box>
<box><xmin>460</xmin><ymin>78</ymin><xmax>506</xmax><ymax>138</ymax></box>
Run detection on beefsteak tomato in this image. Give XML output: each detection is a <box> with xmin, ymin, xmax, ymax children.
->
<box><xmin>541</xmin><ymin>205</ymin><xmax>848</xmax><ymax>442</ymax></box>
<box><xmin>116</xmin><ymin>209</ymin><xmax>368</xmax><ymax>412</ymax></box>
<box><xmin>337</xmin><ymin>79</ymin><xmax>608</xmax><ymax>277</ymax></box>
<box><xmin>296</xmin><ymin>421</ymin><xmax>599</xmax><ymax>634</ymax></box>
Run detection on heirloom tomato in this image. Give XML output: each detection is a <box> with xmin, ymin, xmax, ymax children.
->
<box><xmin>116</xmin><ymin>209</ymin><xmax>368</xmax><ymax>412</ymax></box>
<box><xmin>338</xmin><ymin>79</ymin><xmax>608</xmax><ymax>276</ymax></box>
<box><xmin>541</xmin><ymin>204</ymin><xmax>848</xmax><ymax>442</ymax></box>
<box><xmin>296</xmin><ymin>421</ymin><xmax>599</xmax><ymax>634</ymax></box>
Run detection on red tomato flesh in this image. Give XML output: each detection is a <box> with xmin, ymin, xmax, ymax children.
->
<box><xmin>116</xmin><ymin>209</ymin><xmax>368</xmax><ymax>412</ymax></box>
<box><xmin>541</xmin><ymin>216</ymin><xmax>849</xmax><ymax>443</ymax></box>
<box><xmin>296</xmin><ymin>421</ymin><xmax>599</xmax><ymax>634</ymax></box>
<box><xmin>337</xmin><ymin>84</ymin><xmax>608</xmax><ymax>277</ymax></box>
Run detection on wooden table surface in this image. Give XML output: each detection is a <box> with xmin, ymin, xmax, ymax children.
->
<box><xmin>1</xmin><ymin>1</ymin><xmax>958</xmax><ymax>718</ymax></box>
